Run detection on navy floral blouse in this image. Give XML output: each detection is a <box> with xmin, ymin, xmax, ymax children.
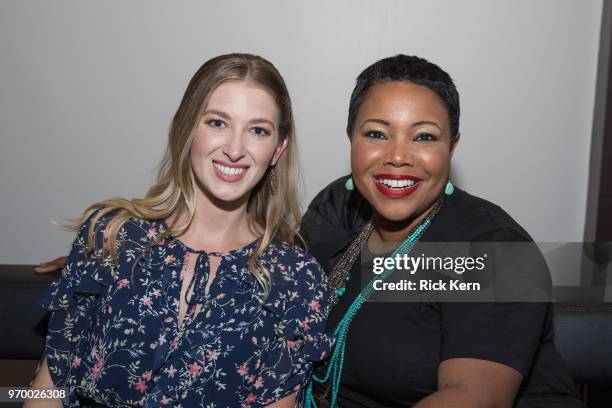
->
<box><xmin>39</xmin><ymin>214</ymin><xmax>331</xmax><ymax>407</ymax></box>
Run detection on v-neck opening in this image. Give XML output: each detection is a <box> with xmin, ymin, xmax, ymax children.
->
<box><xmin>176</xmin><ymin>252</ymin><xmax>211</xmax><ymax>329</ymax></box>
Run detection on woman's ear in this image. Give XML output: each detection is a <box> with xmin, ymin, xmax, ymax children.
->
<box><xmin>450</xmin><ymin>132</ymin><xmax>461</xmax><ymax>158</ymax></box>
<box><xmin>270</xmin><ymin>137</ymin><xmax>289</xmax><ymax>166</ymax></box>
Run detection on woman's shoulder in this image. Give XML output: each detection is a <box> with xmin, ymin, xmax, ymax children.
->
<box><xmin>301</xmin><ymin>175</ymin><xmax>371</xmax><ymax>246</ymax></box>
<box><xmin>117</xmin><ymin>216</ymin><xmax>167</xmax><ymax>248</ymax></box>
<box><xmin>261</xmin><ymin>240</ymin><xmax>329</xmax><ymax>324</ymax></box>
<box><xmin>301</xmin><ymin>176</ymin><xmax>535</xmax><ymax>247</ymax></box>
<box><xmin>78</xmin><ymin>210</ymin><xmax>167</xmax><ymax>252</ymax></box>
<box><xmin>265</xmin><ymin>240</ymin><xmax>325</xmax><ymax>274</ymax></box>
<box><xmin>262</xmin><ymin>240</ymin><xmax>328</xmax><ymax>296</ymax></box>
<box><xmin>433</xmin><ymin>188</ymin><xmax>533</xmax><ymax>242</ymax></box>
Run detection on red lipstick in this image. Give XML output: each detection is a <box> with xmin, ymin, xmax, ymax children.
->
<box><xmin>373</xmin><ymin>174</ymin><xmax>421</xmax><ymax>198</ymax></box>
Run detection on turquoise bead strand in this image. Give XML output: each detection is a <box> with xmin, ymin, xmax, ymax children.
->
<box><xmin>305</xmin><ymin>219</ymin><xmax>431</xmax><ymax>407</ymax></box>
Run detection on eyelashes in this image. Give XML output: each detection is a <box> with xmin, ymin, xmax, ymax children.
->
<box><xmin>365</xmin><ymin>130</ymin><xmax>387</xmax><ymax>140</ymax></box>
<box><xmin>363</xmin><ymin>130</ymin><xmax>439</xmax><ymax>142</ymax></box>
<box><xmin>414</xmin><ymin>133</ymin><xmax>438</xmax><ymax>142</ymax></box>
<box><xmin>208</xmin><ymin>118</ymin><xmax>226</xmax><ymax>129</ymax></box>
<box><xmin>206</xmin><ymin>118</ymin><xmax>271</xmax><ymax>137</ymax></box>
<box><xmin>250</xmin><ymin>127</ymin><xmax>271</xmax><ymax>137</ymax></box>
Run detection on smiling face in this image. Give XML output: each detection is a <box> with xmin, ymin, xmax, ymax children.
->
<box><xmin>350</xmin><ymin>80</ymin><xmax>458</xmax><ymax>229</ymax></box>
<box><xmin>190</xmin><ymin>80</ymin><xmax>288</xmax><ymax>205</ymax></box>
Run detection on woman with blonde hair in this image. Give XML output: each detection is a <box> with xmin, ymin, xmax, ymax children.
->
<box><xmin>28</xmin><ymin>53</ymin><xmax>330</xmax><ymax>408</ymax></box>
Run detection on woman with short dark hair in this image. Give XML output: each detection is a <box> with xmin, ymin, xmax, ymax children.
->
<box><xmin>303</xmin><ymin>55</ymin><xmax>582</xmax><ymax>408</ymax></box>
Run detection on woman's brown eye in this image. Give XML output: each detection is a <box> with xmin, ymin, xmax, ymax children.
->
<box><xmin>365</xmin><ymin>130</ymin><xmax>387</xmax><ymax>140</ymax></box>
<box><xmin>415</xmin><ymin>133</ymin><xmax>437</xmax><ymax>142</ymax></box>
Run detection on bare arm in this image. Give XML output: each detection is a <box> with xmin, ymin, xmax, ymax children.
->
<box><xmin>264</xmin><ymin>393</ymin><xmax>296</xmax><ymax>408</ymax></box>
<box><xmin>413</xmin><ymin>358</ymin><xmax>522</xmax><ymax>408</ymax></box>
<box><xmin>24</xmin><ymin>358</ymin><xmax>63</xmax><ymax>408</ymax></box>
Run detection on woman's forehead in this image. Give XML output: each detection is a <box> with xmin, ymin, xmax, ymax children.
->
<box><xmin>358</xmin><ymin>81</ymin><xmax>450</xmax><ymax>127</ymax></box>
<box><xmin>206</xmin><ymin>81</ymin><xmax>280</xmax><ymax>123</ymax></box>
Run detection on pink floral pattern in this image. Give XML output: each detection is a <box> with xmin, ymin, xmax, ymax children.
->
<box><xmin>40</xmin><ymin>214</ymin><xmax>331</xmax><ymax>407</ymax></box>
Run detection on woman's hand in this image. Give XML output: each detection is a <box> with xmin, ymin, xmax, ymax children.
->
<box><xmin>34</xmin><ymin>257</ymin><xmax>66</xmax><ymax>273</ymax></box>
<box><xmin>24</xmin><ymin>358</ymin><xmax>63</xmax><ymax>408</ymax></box>
<box><xmin>414</xmin><ymin>358</ymin><xmax>522</xmax><ymax>408</ymax></box>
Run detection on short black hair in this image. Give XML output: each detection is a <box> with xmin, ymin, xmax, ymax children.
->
<box><xmin>347</xmin><ymin>54</ymin><xmax>460</xmax><ymax>140</ymax></box>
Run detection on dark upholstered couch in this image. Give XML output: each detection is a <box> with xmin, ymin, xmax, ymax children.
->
<box><xmin>1</xmin><ymin>265</ymin><xmax>611</xmax><ymax>405</ymax></box>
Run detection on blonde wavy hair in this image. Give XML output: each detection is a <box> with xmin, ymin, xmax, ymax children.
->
<box><xmin>75</xmin><ymin>53</ymin><xmax>302</xmax><ymax>294</ymax></box>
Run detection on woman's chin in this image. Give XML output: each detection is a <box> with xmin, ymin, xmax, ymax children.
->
<box><xmin>374</xmin><ymin>207</ymin><xmax>418</xmax><ymax>225</ymax></box>
<box><xmin>201</xmin><ymin>184</ymin><xmax>251</xmax><ymax>207</ymax></box>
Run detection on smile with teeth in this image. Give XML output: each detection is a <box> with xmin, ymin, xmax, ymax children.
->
<box><xmin>376</xmin><ymin>178</ymin><xmax>417</xmax><ymax>189</ymax></box>
<box><xmin>214</xmin><ymin>162</ymin><xmax>248</xmax><ymax>176</ymax></box>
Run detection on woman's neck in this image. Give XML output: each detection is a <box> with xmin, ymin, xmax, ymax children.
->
<box><xmin>172</xmin><ymin>189</ymin><xmax>258</xmax><ymax>253</ymax></box>
<box><xmin>370</xmin><ymin>200</ymin><xmax>440</xmax><ymax>245</ymax></box>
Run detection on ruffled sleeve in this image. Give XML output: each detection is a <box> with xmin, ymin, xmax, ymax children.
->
<box><xmin>38</xmin><ymin>213</ymin><xmax>113</xmax><ymax>387</ymax></box>
<box><xmin>241</xmin><ymin>252</ymin><xmax>333</xmax><ymax>408</ymax></box>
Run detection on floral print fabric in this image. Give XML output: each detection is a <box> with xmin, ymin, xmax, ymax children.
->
<box><xmin>40</xmin><ymin>214</ymin><xmax>331</xmax><ymax>407</ymax></box>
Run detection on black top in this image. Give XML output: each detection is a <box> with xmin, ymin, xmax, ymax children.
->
<box><xmin>301</xmin><ymin>176</ymin><xmax>583</xmax><ymax>408</ymax></box>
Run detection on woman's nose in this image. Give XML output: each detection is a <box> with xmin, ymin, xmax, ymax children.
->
<box><xmin>384</xmin><ymin>137</ymin><xmax>414</xmax><ymax>167</ymax></box>
<box><xmin>222</xmin><ymin>129</ymin><xmax>246</xmax><ymax>161</ymax></box>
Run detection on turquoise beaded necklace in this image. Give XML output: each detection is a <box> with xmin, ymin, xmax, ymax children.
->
<box><xmin>305</xmin><ymin>199</ymin><xmax>443</xmax><ymax>408</ymax></box>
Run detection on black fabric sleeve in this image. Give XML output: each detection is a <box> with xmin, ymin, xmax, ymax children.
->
<box><xmin>300</xmin><ymin>175</ymin><xmax>371</xmax><ymax>248</ymax></box>
<box><xmin>439</xmin><ymin>228</ymin><xmax>552</xmax><ymax>377</ymax></box>
<box><xmin>439</xmin><ymin>301</ymin><xmax>549</xmax><ymax>376</ymax></box>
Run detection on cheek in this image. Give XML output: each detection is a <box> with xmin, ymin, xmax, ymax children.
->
<box><xmin>190</xmin><ymin>129</ymin><xmax>211</xmax><ymax>158</ymax></box>
<box><xmin>350</xmin><ymin>139</ymin><xmax>381</xmax><ymax>175</ymax></box>
<box><xmin>249</xmin><ymin>139</ymin><xmax>278</xmax><ymax>165</ymax></box>
<box><xmin>419</xmin><ymin>148</ymin><xmax>451</xmax><ymax>177</ymax></box>
<box><xmin>190</xmin><ymin>139</ymin><xmax>203</xmax><ymax>163</ymax></box>
<box><xmin>190</xmin><ymin>129</ymin><xmax>225</xmax><ymax>163</ymax></box>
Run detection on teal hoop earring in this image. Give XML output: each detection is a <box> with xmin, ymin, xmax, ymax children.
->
<box><xmin>345</xmin><ymin>177</ymin><xmax>354</xmax><ymax>191</ymax></box>
<box><xmin>444</xmin><ymin>180</ymin><xmax>454</xmax><ymax>196</ymax></box>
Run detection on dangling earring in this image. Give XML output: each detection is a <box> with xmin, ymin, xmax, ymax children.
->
<box><xmin>444</xmin><ymin>179</ymin><xmax>454</xmax><ymax>196</ymax></box>
<box><xmin>270</xmin><ymin>166</ymin><xmax>277</xmax><ymax>195</ymax></box>
<box><xmin>345</xmin><ymin>176</ymin><xmax>354</xmax><ymax>191</ymax></box>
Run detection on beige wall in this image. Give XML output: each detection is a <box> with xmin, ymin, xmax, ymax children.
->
<box><xmin>0</xmin><ymin>0</ymin><xmax>604</xmax><ymax>263</ymax></box>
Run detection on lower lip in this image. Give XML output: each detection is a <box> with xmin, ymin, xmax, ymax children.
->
<box><xmin>213</xmin><ymin>165</ymin><xmax>248</xmax><ymax>182</ymax></box>
<box><xmin>374</xmin><ymin>180</ymin><xmax>420</xmax><ymax>198</ymax></box>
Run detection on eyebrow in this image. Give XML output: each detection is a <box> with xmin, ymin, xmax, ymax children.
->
<box><xmin>360</xmin><ymin>118</ymin><xmax>442</xmax><ymax>131</ymax></box>
<box><xmin>248</xmin><ymin>118</ymin><xmax>276</xmax><ymax>128</ymax></box>
<box><xmin>202</xmin><ymin>110</ymin><xmax>275</xmax><ymax>128</ymax></box>
<box><xmin>203</xmin><ymin>110</ymin><xmax>230</xmax><ymax>119</ymax></box>
<box><xmin>412</xmin><ymin>120</ymin><xmax>442</xmax><ymax>131</ymax></box>
<box><xmin>360</xmin><ymin>118</ymin><xmax>390</xmax><ymax>128</ymax></box>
